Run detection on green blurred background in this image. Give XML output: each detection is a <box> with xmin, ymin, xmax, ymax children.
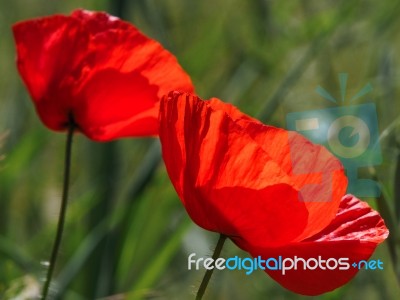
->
<box><xmin>1</xmin><ymin>0</ymin><xmax>400</xmax><ymax>299</ymax></box>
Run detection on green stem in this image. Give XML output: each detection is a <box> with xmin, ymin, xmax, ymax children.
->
<box><xmin>195</xmin><ymin>234</ymin><xmax>227</xmax><ymax>300</ymax></box>
<box><xmin>41</xmin><ymin>121</ymin><xmax>75</xmax><ymax>299</ymax></box>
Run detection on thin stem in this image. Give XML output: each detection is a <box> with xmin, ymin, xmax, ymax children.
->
<box><xmin>196</xmin><ymin>234</ymin><xmax>227</xmax><ymax>300</ymax></box>
<box><xmin>41</xmin><ymin>121</ymin><xmax>75</xmax><ymax>299</ymax></box>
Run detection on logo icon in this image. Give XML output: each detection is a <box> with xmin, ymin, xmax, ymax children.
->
<box><xmin>286</xmin><ymin>73</ymin><xmax>382</xmax><ymax>197</ymax></box>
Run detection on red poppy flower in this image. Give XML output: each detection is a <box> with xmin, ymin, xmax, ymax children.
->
<box><xmin>160</xmin><ymin>91</ymin><xmax>347</xmax><ymax>248</ymax></box>
<box><xmin>13</xmin><ymin>10</ymin><xmax>193</xmax><ymax>141</ymax></box>
<box><xmin>159</xmin><ymin>91</ymin><xmax>388</xmax><ymax>295</ymax></box>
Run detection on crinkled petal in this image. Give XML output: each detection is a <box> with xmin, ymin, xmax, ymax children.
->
<box><xmin>246</xmin><ymin>195</ymin><xmax>389</xmax><ymax>296</ymax></box>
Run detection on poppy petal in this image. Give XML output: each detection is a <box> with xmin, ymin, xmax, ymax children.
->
<box><xmin>70</xmin><ymin>10</ymin><xmax>193</xmax><ymax>139</ymax></box>
<box><xmin>73</xmin><ymin>70</ymin><xmax>159</xmax><ymax>140</ymax></box>
<box><xmin>160</xmin><ymin>92</ymin><xmax>311</xmax><ymax>247</ymax></box>
<box><xmin>209</xmin><ymin>96</ymin><xmax>348</xmax><ymax>241</ymax></box>
<box><xmin>245</xmin><ymin>124</ymin><xmax>348</xmax><ymax>241</ymax></box>
<box><xmin>13</xmin><ymin>15</ymin><xmax>88</xmax><ymax>129</ymax></box>
<box><xmin>246</xmin><ymin>194</ymin><xmax>389</xmax><ymax>296</ymax></box>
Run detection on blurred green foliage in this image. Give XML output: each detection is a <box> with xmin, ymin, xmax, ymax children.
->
<box><xmin>1</xmin><ymin>0</ymin><xmax>400</xmax><ymax>299</ymax></box>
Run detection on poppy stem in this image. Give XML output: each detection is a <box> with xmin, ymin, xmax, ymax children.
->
<box><xmin>41</xmin><ymin>121</ymin><xmax>75</xmax><ymax>300</ymax></box>
<box><xmin>195</xmin><ymin>234</ymin><xmax>227</xmax><ymax>300</ymax></box>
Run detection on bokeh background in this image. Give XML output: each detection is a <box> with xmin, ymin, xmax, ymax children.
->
<box><xmin>1</xmin><ymin>0</ymin><xmax>400</xmax><ymax>299</ymax></box>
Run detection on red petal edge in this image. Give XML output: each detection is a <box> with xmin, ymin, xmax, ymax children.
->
<box><xmin>246</xmin><ymin>194</ymin><xmax>389</xmax><ymax>296</ymax></box>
